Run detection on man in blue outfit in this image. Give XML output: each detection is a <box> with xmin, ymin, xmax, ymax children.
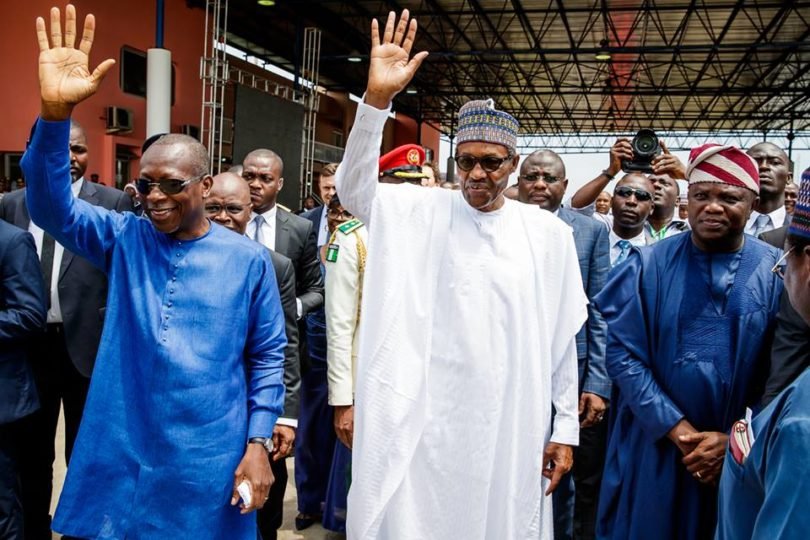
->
<box><xmin>716</xmin><ymin>179</ymin><xmax>810</xmax><ymax>540</ymax></box>
<box><xmin>21</xmin><ymin>6</ymin><xmax>286</xmax><ymax>538</ymax></box>
<box><xmin>594</xmin><ymin>143</ymin><xmax>783</xmax><ymax>540</ymax></box>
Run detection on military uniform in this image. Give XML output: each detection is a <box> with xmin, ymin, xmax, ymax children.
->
<box><xmin>321</xmin><ymin>217</ymin><xmax>367</xmax><ymax>532</ymax></box>
<box><xmin>325</xmin><ymin>218</ymin><xmax>367</xmax><ymax>406</ymax></box>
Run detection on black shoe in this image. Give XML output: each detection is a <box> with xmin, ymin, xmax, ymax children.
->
<box><xmin>295</xmin><ymin>513</ymin><xmax>322</xmax><ymax>531</ymax></box>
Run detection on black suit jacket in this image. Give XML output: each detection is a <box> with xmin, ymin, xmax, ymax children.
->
<box><xmin>0</xmin><ymin>181</ymin><xmax>133</xmax><ymax>377</ymax></box>
<box><xmin>0</xmin><ymin>221</ymin><xmax>47</xmax><ymax>424</ymax></box>
<box><xmin>759</xmin><ymin>225</ymin><xmax>810</xmax><ymax>404</ymax></box>
<box><xmin>274</xmin><ymin>207</ymin><xmax>324</xmax><ymax>315</ymax></box>
<box><xmin>267</xmin><ymin>249</ymin><xmax>301</xmax><ymax>420</ymax></box>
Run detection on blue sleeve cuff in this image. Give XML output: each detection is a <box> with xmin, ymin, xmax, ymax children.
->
<box><xmin>248</xmin><ymin>411</ymin><xmax>278</xmax><ymax>440</ymax></box>
<box><xmin>582</xmin><ymin>380</ymin><xmax>612</xmax><ymax>400</ymax></box>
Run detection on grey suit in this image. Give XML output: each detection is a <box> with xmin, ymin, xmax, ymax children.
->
<box><xmin>0</xmin><ymin>180</ymin><xmax>132</xmax><ymax>538</ymax></box>
<box><xmin>555</xmin><ymin>207</ymin><xmax>611</xmax><ymax>540</ymax></box>
<box><xmin>267</xmin><ymin>249</ymin><xmax>300</xmax><ymax>420</ymax></box>
<box><xmin>274</xmin><ymin>207</ymin><xmax>324</xmax><ymax>316</ymax></box>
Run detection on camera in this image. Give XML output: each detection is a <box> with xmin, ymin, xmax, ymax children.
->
<box><xmin>621</xmin><ymin>129</ymin><xmax>661</xmax><ymax>174</ymax></box>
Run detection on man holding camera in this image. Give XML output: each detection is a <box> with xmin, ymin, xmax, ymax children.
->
<box><xmin>571</xmin><ymin>135</ymin><xmax>688</xmax><ymax>241</ymax></box>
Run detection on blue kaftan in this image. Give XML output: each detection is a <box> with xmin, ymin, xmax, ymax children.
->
<box><xmin>21</xmin><ymin>119</ymin><xmax>286</xmax><ymax>539</ymax></box>
<box><xmin>593</xmin><ymin>233</ymin><xmax>782</xmax><ymax>540</ymax></box>
<box><xmin>716</xmin><ymin>368</ymin><xmax>810</xmax><ymax>540</ymax></box>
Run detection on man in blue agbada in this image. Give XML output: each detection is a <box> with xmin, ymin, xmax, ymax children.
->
<box><xmin>594</xmin><ymin>143</ymin><xmax>783</xmax><ymax>540</ymax></box>
<box><xmin>21</xmin><ymin>6</ymin><xmax>286</xmax><ymax>538</ymax></box>
<box><xmin>716</xmin><ymin>179</ymin><xmax>810</xmax><ymax>540</ymax></box>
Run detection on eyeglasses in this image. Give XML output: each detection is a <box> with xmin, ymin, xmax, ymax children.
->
<box><xmin>454</xmin><ymin>154</ymin><xmax>513</xmax><ymax>173</ymax></box>
<box><xmin>204</xmin><ymin>203</ymin><xmax>249</xmax><ymax>216</ymax></box>
<box><xmin>519</xmin><ymin>173</ymin><xmax>562</xmax><ymax>184</ymax></box>
<box><xmin>328</xmin><ymin>209</ymin><xmax>353</xmax><ymax>219</ymax></box>
<box><xmin>136</xmin><ymin>176</ymin><xmax>203</xmax><ymax>196</ymax></box>
<box><xmin>614</xmin><ymin>186</ymin><xmax>653</xmax><ymax>201</ymax></box>
<box><xmin>771</xmin><ymin>246</ymin><xmax>793</xmax><ymax>279</ymax></box>
<box><xmin>242</xmin><ymin>172</ymin><xmax>278</xmax><ymax>184</ymax></box>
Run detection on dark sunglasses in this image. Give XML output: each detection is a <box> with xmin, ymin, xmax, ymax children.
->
<box><xmin>614</xmin><ymin>186</ymin><xmax>653</xmax><ymax>201</ymax></box>
<box><xmin>519</xmin><ymin>173</ymin><xmax>562</xmax><ymax>184</ymax></box>
<box><xmin>135</xmin><ymin>176</ymin><xmax>203</xmax><ymax>196</ymax></box>
<box><xmin>204</xmin><ymin>203</ymin><xmax>248</xmax><ymax>216</ymax></box>
<box><xmin>454</xmin><ymin>154</ymin><xmax>512</xmax><ymax>173</ymax></box>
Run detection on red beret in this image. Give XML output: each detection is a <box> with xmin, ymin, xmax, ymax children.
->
<box><xmin>379</xmin><ymin>144</ymin><xmax>428</xmax><ymax>179</ymax></box>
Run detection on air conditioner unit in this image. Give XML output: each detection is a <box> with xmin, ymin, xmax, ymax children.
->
<box><xmin>180</xmin><ymin>124</ymin><xmax>201</xmax><ymax>140</ymax></box>
<box><xmin>105</xmin><ymin>107</ymin><xmax>133</xmax><ymax>133</ymax></box>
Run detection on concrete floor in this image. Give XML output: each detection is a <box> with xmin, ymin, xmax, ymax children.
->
<box><xmin>50</xmin><ymin>409</ymin><xmax>344</xmax><ymax>540</ymax></box>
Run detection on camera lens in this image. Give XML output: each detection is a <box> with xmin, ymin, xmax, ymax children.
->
<box><xmin>632</xmin><ymin>129</ymin><xmax>660</xmax><ymax>158</ymax></box>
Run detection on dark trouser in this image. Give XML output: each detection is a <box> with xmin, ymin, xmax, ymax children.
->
<box><xmin>294</xmin><ymin>361</ymin><xmax>336</xmax><ymax>516</ymax></box>
<box><xmin>17</xmin><ymin>325</ymin><xmax>90</xmax><ymax>540</ymax></box>
<box><xmin>553</xmin><ymin>417</ymin><xmax>609</xmax><ymax>540</ymax></box>
<box><xmin>256</xmin><ymin>457</ymin><xmax>288</xmax><ymax>540</ymax></box>
<box><xmin>0</xmin><ymin>419</ymin><xmax>26</xmax><ymax>540</ymax></box>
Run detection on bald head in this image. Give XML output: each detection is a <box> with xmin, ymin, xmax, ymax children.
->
<box><xmin>520</xmin><ymin>149</ymin><xmax>566</xmax><ymax>178</ymax></box>
<box><xmin>748</xmin><ymin>142</ymin><xmax>788</xmax><ymax>164</ymax></box>
<box><xmin>243</xmin><ymin>149</ymin><xmax>284</xmax><ymax>175</ymax></box>
<box><xmin>207</xmin><ymin>172</ymin><xmax>253</xmax><ymax>235</ymax></box>
<box><xmin>143</xmin><ymin>134</ymin><xmax>210</xmax><ymax>179</ymax></box>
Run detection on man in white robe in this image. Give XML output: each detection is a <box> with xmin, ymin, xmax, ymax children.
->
<box><xmin>337</xmin><ymin>11</ymin><xmax>587</xmax><ymax>539</ymax></box>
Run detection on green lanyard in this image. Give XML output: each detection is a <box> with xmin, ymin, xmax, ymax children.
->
<box><xmin>651</xmin><ymin>226</ymin><xmax>667</xmax><ymax>241</ymax></box>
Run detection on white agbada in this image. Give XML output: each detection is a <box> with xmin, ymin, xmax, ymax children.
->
<box><xmin>337</xmin><ymin>102</ymin><xmax>587</xmax><ymax>540</ymax></box>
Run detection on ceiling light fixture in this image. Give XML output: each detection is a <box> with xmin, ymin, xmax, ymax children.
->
<box><xmin>347</xmin><ymin>52</ymin><xmax>363</xmax><ymax>63</ymax></box>
<box><xmin>257</xmin><ymin>0</ymin><xmax>275</xmax><ymax>6</ymax></box>
<box><xmin>406</xmin><ymin>88</ymin><xmax>418</xmax><ymax>95</ymax></box>
<box><xmin>595</xmin><ymin>39</ymin><xmax>611</xmax><ymax>61</ymax></box>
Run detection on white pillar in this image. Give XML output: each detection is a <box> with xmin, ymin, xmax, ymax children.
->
<box><xmin>146</xmin><ymin>48</ymin><xmax>172</xmax><ymax>137</ymax></box>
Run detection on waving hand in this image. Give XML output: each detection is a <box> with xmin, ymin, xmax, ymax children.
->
<box><xmin>365</xmin><ymin>10</ymin><xmax>429</xmax><ymax>109</ymax></box>
<box><xmin>36</xmin><ymin>4</ymin><xmax>115</xmax><ymax>120</ymax></box>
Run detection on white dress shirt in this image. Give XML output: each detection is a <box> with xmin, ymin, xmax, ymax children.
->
<box><xmin>745</xmin><ymin>205</ymin><xmax>786</xmax><ymax>236</ymax></box>
<box><xmin>609</xmin><ymin>228</ymin><xmax>646</xmax><ymax>266</ymax></box>
<box><xmin>29</xmin><ymin>178</ymin><xmax>84</xmax><ymax>323</ymax></box>
<box><xmin>316</xmin><ymin>205</ymin><xmax>329</xmax><ymax>247</ymax></box>
<box><xmin>247</xmin><ymin>205</ymin><xmax>278</xmax><ymax>250</ymax></box>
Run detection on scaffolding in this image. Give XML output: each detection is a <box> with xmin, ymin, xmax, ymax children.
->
<box><xmin>299</xmin><ymin>27</ymin><xmax>321</xmax><ymax>203</ymax></box>
<box><xmin>200</xmin><ymin>0</ymin><xmax>229</xmax><ymax>175</ymax></box>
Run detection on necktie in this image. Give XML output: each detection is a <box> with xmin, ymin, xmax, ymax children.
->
<box><xmin>253</xmin><ymin>215</ymin><xmax>265</xmax><ymax>246</ymax></box>
<box><xmin>40</xmin><ymin>232</ymin><xmax>56</xmax><ymax>308</ymax></box>
<box><xmin>613</xmin><ymin>239</ymin><xmax>632</xmax><ymax>267</ymax></box>
<box><xmin>752</xmin><ymin>214</ymin><xmax>772</xmax><ymax>237</ymax></box>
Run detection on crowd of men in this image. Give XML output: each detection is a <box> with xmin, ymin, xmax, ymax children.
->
<box><xmin>1</xmin><ymin>5</ymin><xmax>808</xmax><ymax>540</ymax></box>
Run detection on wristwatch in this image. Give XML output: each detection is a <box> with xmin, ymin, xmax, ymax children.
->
<box><xmin>248</xmin><ymin>437</ymin><xmax>274</xmax><ymax>455</ymax></box>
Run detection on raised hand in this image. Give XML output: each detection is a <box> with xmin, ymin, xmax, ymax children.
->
<box><xmin>652</xmin><ymin>141</ymin><xmax>687</xmax><ymax>180</ymax></box>
<box><xmin>36</xmin><ymin>4</ymin><xmax>115</xmax><ymax>120</ymax></box>
<box><xmin>365</xmin><ymin>10</ymin><xmax>429</xmax><ymax>109</ymax></box>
